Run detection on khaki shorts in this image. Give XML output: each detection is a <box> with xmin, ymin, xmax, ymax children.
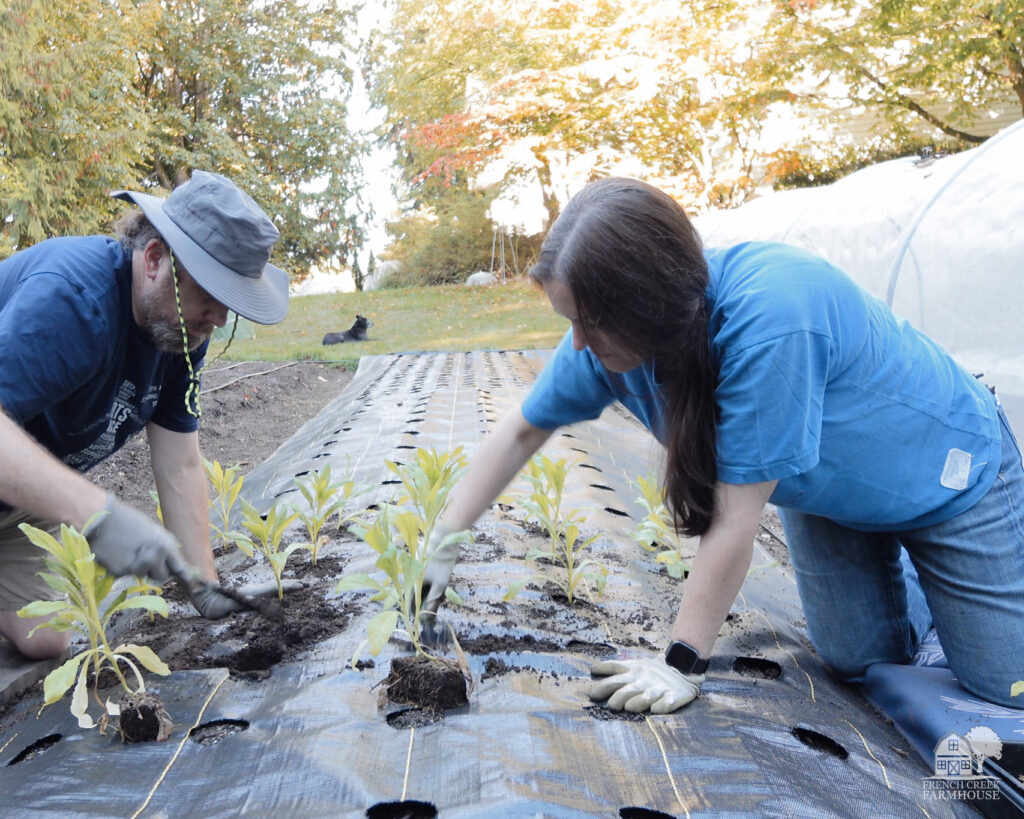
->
<box><xmin>0</xmin><ymin>509</ymin><xmax>61</xmax><ymax>611</ymax></box>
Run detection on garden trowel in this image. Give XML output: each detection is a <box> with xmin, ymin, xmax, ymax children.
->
<box><xmin>169</xmin><ymin>562</ymin><xmax>284</xmax><ymax>621</ymax></box>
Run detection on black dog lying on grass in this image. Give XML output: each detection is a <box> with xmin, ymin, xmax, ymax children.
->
<box><xmin>322</xmin><ymin>314</ymin><xmax>373</xmax><ymax>345</ymax></box>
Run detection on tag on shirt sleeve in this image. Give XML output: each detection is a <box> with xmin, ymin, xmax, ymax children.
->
<box><xmin>940</xmin><ymin>448</ymin><xmax>972</xmax><ymax>491</ymax></box>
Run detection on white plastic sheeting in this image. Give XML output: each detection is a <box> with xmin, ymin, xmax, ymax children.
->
<box><xmin>694</xmin><ymin>119</ymin><xmax>1024</xmax><ymax>432</ymax></box>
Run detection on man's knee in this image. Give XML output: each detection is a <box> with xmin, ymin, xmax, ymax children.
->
<box><xmin>0</xmin><ymin>610</ymin><xmax>71</xmax><ymax>660</ymax></box>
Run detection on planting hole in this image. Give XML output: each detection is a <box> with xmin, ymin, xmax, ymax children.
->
<box><xmin>366</xmin><ymin>800</ymin><xmax>438</xmax><ymax>819</ymax></box>
<box><xmin>579</xmin><ymin>463</ymin><xmax>602</xmax><ymax>472</ymax></box>
<box><xmin>732</xmin><ymin>656</ymin><xmax>783</xmax><ymax>679</ymax></box>
<box><xmin>396</xmin><ymin>445</ymin><xmax>416</xmax><ymax>450</ymax></box>
<box><xmin>381</xmin><ymin>480</ymin><xmax>402</xmax><ymax>486</ymax></box>
<box><xmin>312</xmin><ymin>453</ymin><xmax>330</xmax><ymax>459</ymax></box>
<box><xmin>604</xmin><ymin>506</ymin><xmax>629</xmax><ymax>517</ymax></box>
<box><xmin>7</xmin><ymin>734</ymin><xmax>62</xmax><ymax>766</ymax></box>
<box><xmin>189</xmin><ymin>719</ymin><xmax>249</xmax><ymax>746</ymax></box>
<box><xmin>590</xmin><ymin>483</ymin><xmax>615</xmax><ymax>491</ymax></box>
<box><xmin>293</xmin><ymin>470</ymin><xmax>310</xmax><ymax>477</ymax></box>
<box><xmin>584</xmin><ymin>705</ymin><xmax>645</xmax><ymax>723</ymax></box>
<box><xmin>404</xmin><ymin>430</ymin><xmax>421</xmax><ymax>436</ymax></box>
<box><xmin>620</xmin><ymin>809</ymin><xmax>674</xmax><ymax>819</ymax></box>
<box><xmin>792</xmin><ymin>727</ymin><xmax>848</xmax><ymax>760</ymax></box>
<box><xmin>386</xmin><ymin>708</ymin><xmax>443</xmax><ymax>729</ymax></box>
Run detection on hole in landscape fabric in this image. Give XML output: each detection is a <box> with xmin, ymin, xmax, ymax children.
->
<box><xmin>792</xmin><ymin>726</ymin><xmax>849</xmax><ymax>760</ymax></box>
<box><xmin>604</xmin><ymin>506</ymin><xmax>630</xmax><ymax>517</ymax></box>
<box><xmin>590</xmin><ymin>483</ymin><xmax>615</xmax><ymax>491</ymax></box>
<box><xmin>385</xmin><ymin>708</ymin><xmax>443</xmax><ymax>729</ymax></box>
<box><xmin>620</xmin><ymin>808</ymin><xmax>675</xmax><ymax>819</ymax></box>
<box><xmin>7</xmin><ymin>734</ymin><xmax>61</xmax><ymax>766</ymax></box>
<box><xmin>365</xmin><ymin>799</ymin><xmax>438</xmax><ymax>819</ymax></box>
<box><xmin>189</xmin><ymin>719</ymin><xmax>250</xmax><ymax>746</ymax></box>
<box><xmin>732</xmin><ymin>656</ymin><xmax>783</xmax><ymax>679</ymax></box>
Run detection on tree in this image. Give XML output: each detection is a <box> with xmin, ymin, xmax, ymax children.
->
<box><xmin>760</xmin><ymin>0</ymin><xmax>1024</xmax><ymax>144</ymax></box>
<box><xmin>2</xmin><ymin>0</ymin><xmax>369</xmax><ymax>281</ymax></box>
<box><xmin>372</xmin><ymin>0</ymin><xmax>800</xmax><ymax>226</ymax></box>
<box><xmin>384</xmin><ymin>185</ymin><xmax>499</xmax><ymax>285</ymax></box>
<box><xmin>130</xmin><ymin>0</ymin><xmax>367</xmax><ymax>282</ymax></box>
<box><xmin>0</xmin><ymin>0</ymin><xmax>154</xmax><ymax>255</ymax></box>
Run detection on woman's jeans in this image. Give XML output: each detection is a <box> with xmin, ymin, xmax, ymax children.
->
<box><xmin>778</xmin><ymin>406</ymin><xmax>1024</xmax><ymax>707</ymax></box>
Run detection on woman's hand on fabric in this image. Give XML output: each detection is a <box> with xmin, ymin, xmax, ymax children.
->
<box><xmin>589</xmin><ymin>657</ymin><xmax>703</xmax><ymax>714</ymax></box>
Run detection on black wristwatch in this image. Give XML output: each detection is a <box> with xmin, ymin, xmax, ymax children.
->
<box><xmin>665</xmin><ymin>640</ymin><xmax>709</xmax><ymax>675</ymax></box>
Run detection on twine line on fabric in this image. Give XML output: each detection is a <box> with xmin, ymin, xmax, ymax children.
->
<box><xmin>745</xmin><ymin>598</ymin><xmax>817</xmax><ymax>704</ymax></box>
<box><xmin>131</xmin><ymin>670</ymin><xmax>231</xmax><ymax>819</ymax></box>
<box><xmin>843</xmin><ymin>718</ymin><xmax>893</xmax><ymax>791</ymax></box>
<box><xmin>401</xmin><ymin>725</ymin><xmax>416</xmax><ymax>802</ymax></box>
<box><xmin>645</xmin><ymin>716</ymin><xmax>690</xmax><ymax>818</ymax></box>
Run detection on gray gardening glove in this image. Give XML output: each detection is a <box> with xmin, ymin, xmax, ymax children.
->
<box><xmin>84</xmin><ymin>494</ymin><xmax>188</xmax><ymax>582</ymax></box>
<box><xmin>189</xmin><ymin>579</ymin><xmax>302</xmax><ymax>620</ymax></box>
<box><xmin>589</xmin><ymin>658</ymin><xmax>704</xmax><ymax>714</ymax></box>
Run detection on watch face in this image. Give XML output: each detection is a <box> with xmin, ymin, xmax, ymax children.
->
<box><xmin>665</xmin><ymin>640</ymin><xmax>700</xmax><ymax>673</ymax></box>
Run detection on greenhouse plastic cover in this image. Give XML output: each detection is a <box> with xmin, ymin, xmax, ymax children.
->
<box><xmin>0</xmin><ymin>350</ymin><xmax>1011</xmax><ymax>817</ymax></box>
<box><xmin>694</xmin><ymin>118</ymin><xmax>1024</xmax><ymax>434</ymax></box>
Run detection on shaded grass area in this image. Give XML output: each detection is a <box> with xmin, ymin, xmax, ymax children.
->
<box><xmin>216</xmin><ymin>278</ymin><xmax>568</xmax><ymax>366</ymax></box>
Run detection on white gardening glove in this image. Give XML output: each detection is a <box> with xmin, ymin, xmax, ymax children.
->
<box><xmin>84</xmin><ymin>494</ymin><xmax>187</xmax><ymax>582</ymax></box>
<box><xmin>420</xmin><ymin>525</ymin><xmax>461</xmax><ymax>617</ymax></box>
<box><xmin>189</xmin><ymin>579</ymin><xmax>302</xmax><ymax>620</ymax></box>
<box><xmin>589</xmin><ymin>658</ymin><xmax>704</xmax><ymax>714</ymax></box>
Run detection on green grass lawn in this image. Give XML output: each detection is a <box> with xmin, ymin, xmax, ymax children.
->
<box><xmin>215</xmin><ymin>277</ymin><xmax>569</xmax><ymax>367</ymax></box>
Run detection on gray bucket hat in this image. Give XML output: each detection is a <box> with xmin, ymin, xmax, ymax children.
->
<box><xmin>112</xmin><ymin>170</ymin><xmax>290</xmax><ymax>325</ymax></box>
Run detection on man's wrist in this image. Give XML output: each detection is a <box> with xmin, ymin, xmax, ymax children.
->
<box><xmin>665</xmin><ymin>640</ymin><xmax>709</xmax><ymax>675</ymax></box>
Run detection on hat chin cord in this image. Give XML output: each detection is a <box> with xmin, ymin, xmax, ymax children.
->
<box><xmin>169</xmin><ymin>254</ymin><xmax>241</xmax><ymax>419</ymax></box>
<box><xmin>170</xmin><ymin>254</ymin><xmax>203</xmax><ymax>418</ymax></box>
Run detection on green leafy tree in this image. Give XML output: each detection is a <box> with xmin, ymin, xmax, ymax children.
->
<box><xmin>761</xmin><ymin>0</ymin><xmax>1024</xmax><ymax>146</ymax></box>
<box><xmin>129</xmin><ymin>0</ymin><xmax>368</xmax><ymax>281</ymax></box>
<box><xmin>2</xmin><ymin>0</ymin><xmax>368</xmax><ymax>279</ymax></box>
<box><xmin>0</xmin><ymin>0</ymin><xmax>153</xmax><ymax>255</ymax></box>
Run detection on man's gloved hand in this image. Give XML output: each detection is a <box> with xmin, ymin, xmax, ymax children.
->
<box><xmin>189</xmin><ymin>579</ymin><xmax>302</xmax><ymax>620</ymax></box>
<box><xmin>589</xmin><ymin>658</ymin><xmax>704</xmax><ymax>714</ymax></box>
<box><xmin>84</xmin><ymin>494</ymin><xmax>186</xmax><ymax>582</ymax></box>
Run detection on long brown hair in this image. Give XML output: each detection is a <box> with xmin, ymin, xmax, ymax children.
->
<box><xmin>529</xmin><ymin>177</ymin><xmax>717</xmax><ymax>536</ymax></box>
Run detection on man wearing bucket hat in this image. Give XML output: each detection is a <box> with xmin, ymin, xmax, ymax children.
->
<box><xmin>0</xmin><ymin>170</ymin><xmax>290</xmax><ymax>659</ymax></box>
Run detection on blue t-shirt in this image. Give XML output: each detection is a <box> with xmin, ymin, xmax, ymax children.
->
<box><xmin>0</xmin><ymin>237</ymin><xmax>206</xmax><ymax>502</ymax></box>
<box><xmin>522</xmin><ymin>242</ymin><xmax>1001</xmax><ymax>531</ymax></box>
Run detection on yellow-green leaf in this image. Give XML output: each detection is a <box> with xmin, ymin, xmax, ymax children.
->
<box><xmin>367</xmin><ymin>610</ymin><xmax>399</xmax><ymax>655</ymax></box>
<box><xmin>42</xmin><ymin>652</ymin><xmax>89</xmax><ymax>705</ymax></box>
<box><xmin>116</xmin><ymin>644</ymin><xmax>170</xmax><ymax>676</ymax></box>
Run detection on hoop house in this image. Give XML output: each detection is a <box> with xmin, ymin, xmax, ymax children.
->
<box><xmin>694</xmin><ymin>119</ymin><xmax>1024</xmax><ymax>431</ymax></box>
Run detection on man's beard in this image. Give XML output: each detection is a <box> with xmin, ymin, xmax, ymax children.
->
<box><xmin>139</xmin><ymin>288</ymin><xmax>212</xmax><ymax>353</ymax></box>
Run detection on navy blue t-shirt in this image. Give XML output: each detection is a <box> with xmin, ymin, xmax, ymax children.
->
<box><xmin>0</xmin><ymin>237</ymin><xmax>206</xmax><ymax>509</ymax></box>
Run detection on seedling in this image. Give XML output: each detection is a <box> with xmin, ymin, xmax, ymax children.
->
<box><xmin>338</xmin><ymin>448</ymin><xmax>472</xmax><ymax>662</ymax></box>
<box><xmin>292</xmin><ymin>461</ymin><xmax>368</xmax><ymax>566</ymax></box>
<box><xmin>631</xmin><ymin>470</ymin><xmax>696</xmax><ymax>579</ymax></box>
<box><xmin>1013</xmin><ymin>680</ymin><xmax>1024</xmax><ymax>698</ymax></box>
<box><xmin>504</xmin><ymin>522</ymin><xmax>608</xmax><ymax>605</ymax></box>
<box><xmin>204</xmin><ymin>459</ymin><xmax>248</xmax><ymax>550</ymax></box>
<box><xmin>16</xmin><ymin>521</ymin><xmax>170</xmax><ymax>733</ymax></box>
<box><xmin>511</xmin><ymin>453</ymin><xmax>582</xmax><ymax>559</ymax></box>
<box><xmin>337</xmin><ymin>505</ymin><xmax>472</xmax><ymax>660</ymax></box>
<box><xmin>238</xmin><ymin>498</ymin><xmax>301</xmax><ymax>598</ymax></box>
<box><xmin>385</xmin><ymin>446</ymin><xmax>467</xmax><ymax>543</ymax></box>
